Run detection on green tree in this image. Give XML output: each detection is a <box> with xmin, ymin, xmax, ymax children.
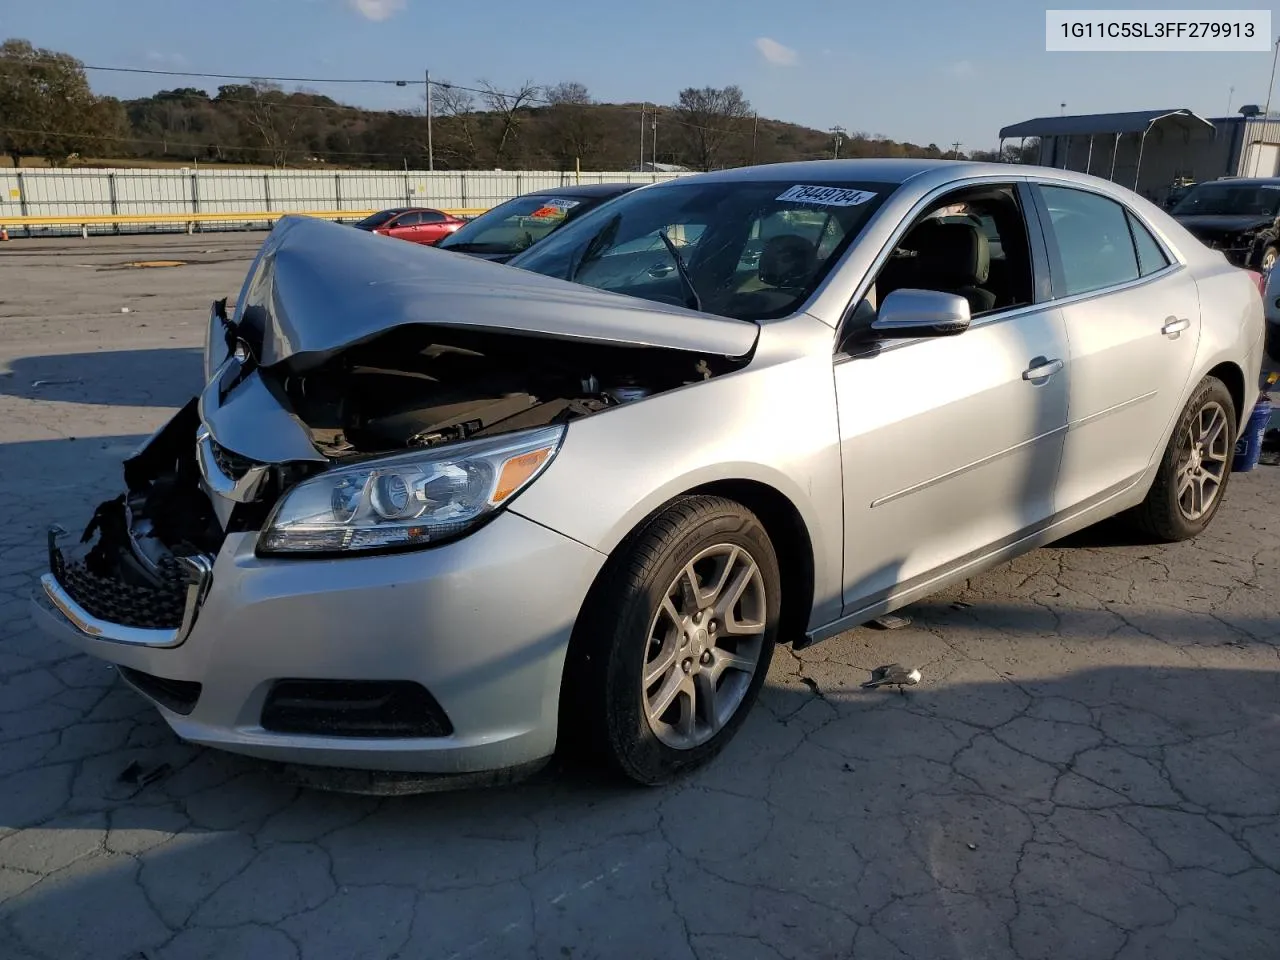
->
<box><xmin>0</xmin><ymin>38</ymin><xmax>118</xmax><ymax>165</ymax></box>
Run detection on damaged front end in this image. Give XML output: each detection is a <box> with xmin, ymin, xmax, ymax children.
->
<box><xmin>41</xmin><ymin>398</ymin><xmax>216</xmax><ymax>646</ymax></box>
<box><xmin>41</xmin><ymin>215</ymin><xmax>755</xmax><ymax>645</ymax></box>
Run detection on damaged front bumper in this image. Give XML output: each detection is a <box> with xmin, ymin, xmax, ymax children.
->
<box><xmin>30</xmin><ymin>374</ymin><xmax>606</xmax><ymax>776</ymax></box>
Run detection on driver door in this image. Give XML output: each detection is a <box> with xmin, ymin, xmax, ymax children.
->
<box><xmin>834</xmin><ymin>183</ymin><xmax>1072</xmax><ymax>617</ymax></box>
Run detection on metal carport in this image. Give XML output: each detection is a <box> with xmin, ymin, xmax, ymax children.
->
<box><xmin>998</xmin><ymin>109</ymin><xmax>1216</xmax><ymax>189</ymax></box>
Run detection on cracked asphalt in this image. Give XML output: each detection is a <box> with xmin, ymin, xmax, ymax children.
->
<box><xmin>1</xmin><ymin>234</ymin><xmax>1279</xmax><ymax>960</ymax></box>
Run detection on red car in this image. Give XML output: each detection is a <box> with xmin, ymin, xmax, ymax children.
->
<box><xmin>353</xmin><ymin>207</ymin><xmax>466</xmax><ymax>245</ymax></box>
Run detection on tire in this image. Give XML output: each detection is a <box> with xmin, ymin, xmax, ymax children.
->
<box><xmin>562</xmin><ymin>495</ymin><xmax>781</xmax><ymax>785</ymax></box>
<box><xmin>1263</xmin><ymin>245</ymin><xmax>1279</xmax><ymax>274</ymax></box>
<box><xmin>1130</xmin><ymin>376</ymin><xmax>1237</xmax><ymax>542</ymax></box>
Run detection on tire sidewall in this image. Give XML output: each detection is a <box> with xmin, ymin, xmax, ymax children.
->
<box><xmin>604</xmin><ymin>505</ymin><xmax>780</xmax><ymax>785</ymax></box>
<box><xmin>1155</xmin><ymin>378</ymin><xmax>1237</xmax><ymax>538</ymax></box>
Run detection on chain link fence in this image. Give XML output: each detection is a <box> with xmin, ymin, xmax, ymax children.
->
<box><xmin>0</xmin><ymin>168</ymin><xmax>688</xmax><ymax>236</ymax></box>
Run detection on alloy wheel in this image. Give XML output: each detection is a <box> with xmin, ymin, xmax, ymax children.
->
<box><xmin>1176</xmin><ymin>400</ymin><xmax>1230</xmax><ymax>521</ymax></box>
<box><xmin>641</xmin><ymin>543</ymin><xmax>767</xmax><ymax>750</ymax></box>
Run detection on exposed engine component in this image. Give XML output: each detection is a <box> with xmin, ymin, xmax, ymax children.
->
<box><xmin>272</xmin><ymin>326</ymin><xmax>740</xmax><ymax>457</ymax></box>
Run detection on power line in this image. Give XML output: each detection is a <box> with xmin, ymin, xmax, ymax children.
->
<box><xmin>10</xmin><ymin>55</ymin><xmax>754</xmax><ymax>136</ymax></box>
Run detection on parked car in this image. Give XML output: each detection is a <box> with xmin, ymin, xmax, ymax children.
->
<box><xmin>1168</xmin><ymin>177</ymin><xmax>1280</xmax><ymax>271</ymax></box>
<box><xmin>32</xmin><ymin>160</ymin><xmax>1264</xmax><ymax>788</ymax></box>
<box><xmin>353</xmin><ymin>207</ymin><xmax>466</xmax><ymax>245</ymax></box>
<box><xmin>435</xmin><ymin>183</ymin><xmax>639</xmax><ymax>262</ymax></box>
<box><xmin>1263</xmin><ymin>260</ymin><xmax>1280</xmax><ymax>363</ymax></box>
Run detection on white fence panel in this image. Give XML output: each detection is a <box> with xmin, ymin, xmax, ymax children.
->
<box><xmin>0</xmin><ymin>166</ymin><xmax>694</xmax><ymax>235</ymax></box>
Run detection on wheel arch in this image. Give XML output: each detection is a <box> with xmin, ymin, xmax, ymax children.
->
<box><xmin>1205</xmin><ymin>359</ymin><xmax>1246</xmax><ymax>432</ymax></box>
<box><xmin>556</xmin><ymin>480</ymin><xmax>818</xmax><ymax>752</ymax></box>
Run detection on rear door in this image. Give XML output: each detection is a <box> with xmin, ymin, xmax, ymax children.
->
<box><xmin>416</xmin><ymin>210</ymin><xmax>451</xmax><ymax>244</ymax></box>
<box><xmin>1031</xmin><ymin>183</ymin><xmax>1202</xmax><ymax>513</ymax></box>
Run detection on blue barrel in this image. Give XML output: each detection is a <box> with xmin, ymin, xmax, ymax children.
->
<box><xmin>1233</xmin><ymin>395</ymin><xmax>1273</xmax><ymax>472</ymax></box>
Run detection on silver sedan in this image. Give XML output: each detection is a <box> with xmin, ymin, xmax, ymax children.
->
<box><xmin>31</xmin><ymin>160</ymin><xmax>1265</xmax><ymax>787</ymax></box>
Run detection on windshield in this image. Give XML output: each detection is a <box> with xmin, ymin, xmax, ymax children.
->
<box><xmin>353</xmin><ymin>210</ymin><xmax>401</xmax><ymax>229</ymax></box>
<box><xmin>437</xmin><ymin>194</ymin><xmax>598</xmax><ymax>254</ymax></box>
<box><xmin>1171</xmin><ymin>182</ymin><xmax>1280</xmax><ymax>217</ymax></box>
<box><xmin>508</xmin><ymin>179</ymin><xmax>894</xmax><ymax>321</ymax></box>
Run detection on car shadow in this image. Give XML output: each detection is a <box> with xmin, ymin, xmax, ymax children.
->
<box><xmin>0</xmin><ymin>349</ymin><xmax>202</xmax><ymax>409</ymax></box>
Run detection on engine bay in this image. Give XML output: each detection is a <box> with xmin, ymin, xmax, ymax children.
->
<box><xmin>271</xmin><ymin>326</ymin><xmax>744</xmax><ymax>458</ymax></box>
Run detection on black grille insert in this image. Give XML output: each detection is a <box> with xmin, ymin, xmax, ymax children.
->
<box><xmin>53</xmin><ymin>550</ymin><xmax>188</xmax><ymax>630</ymax></box>
<box><xmin>261</xmin><ymin>680</ymin><xmax>453</xmax><ymax>738</ymax></box>
<box><xmin>118</xmin><ymin>666</ymin><xmax>202</xmax><ymax>715</ymax></box>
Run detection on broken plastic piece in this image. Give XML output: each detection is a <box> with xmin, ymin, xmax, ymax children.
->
<box><xmin>118</xmin><ymin>760</ymin><xmax>143</xmax><ymax>784</ymax></box>
<box><xmin>870</xmin><ymin>613</ymin><xmax>912</xmax><ymax>630</ymax></box>
<box><xmin>861</xmin><ymin>663</ymin><xmax>922</xmax><ymax>689</ymax></box>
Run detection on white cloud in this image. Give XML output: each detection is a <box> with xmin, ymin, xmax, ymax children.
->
<box><xmin>755</xmin><ymin>37</ymin><xmax>798</xmax><ymax>66</ymax></box>
<box><xmin>348</xmin><ymin>0</ymin><xmax>406</xmax><ymax>21</ymax></box>
<box><xmin>949</xmin><ymin>60</ymin><xmax>975</xmax><ymax>77</ymax></box>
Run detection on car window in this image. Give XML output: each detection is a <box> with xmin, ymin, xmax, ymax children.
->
<box><xmin>1127</xmin><ymin>212</ymin><xmax>1170</xmax><ymax>276</ymax></box>
<box><xmin>1039</xmin><ymin>186</ymin><xmax>1140</xmax><ymax>296</ymax></box>
<box><xmin>393</xmin><ymin>212</ymin><xmax>421</xmax><ymax>227</ymax></box>
<box><xmin>418</xmin><ymin>210</ymin><xmax>445</xmax><ymax>223</ymax></box>
<box><xmin>437</xmin><ymin>194</ymin><xmax>590</xmax><ymax>254</ymax></box>
<box><xmin>849</xmin><ymin>184</ymin><xmax>1033</xmax><ymax>339</ymax></box>
<box><xmin>511</xmin><ymin>179</ymin><xmax>894</xmax><ymax>321</ymax></box>
<box><xmin>353</xmin><ymin>210</ymin><xmax>399</xmax><ymax>229</ymax></box>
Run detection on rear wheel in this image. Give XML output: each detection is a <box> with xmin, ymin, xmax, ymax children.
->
<box><xmin>1130</xmin><ymin>377</ymin><xmax>1236</xmax><ymax>541</ymax></box>
<box><xmin>1262</xmin><ymin>245</ymin><xmax>1279</xmax><ymax>274</ymax></box>
<box><xmin>563</xmin><ymin>496</ymin><xmax>780</xmax><ymax>785</ymax></box>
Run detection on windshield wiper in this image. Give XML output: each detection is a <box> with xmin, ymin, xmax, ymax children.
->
<box><xmin>657</xmin><ymin>228</ymin><xmax>702</xmax><ymax>312</ymax></box>
<box><xmin>570</xmin><ymin>214</ymin><xmax>621</xmax><ymax>280</ymax></box>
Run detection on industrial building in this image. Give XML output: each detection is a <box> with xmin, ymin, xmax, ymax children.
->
<box><xmin>998</xmin><ymin>107</ymin><xmax>1280</xmax><ymax>204</ymax></box>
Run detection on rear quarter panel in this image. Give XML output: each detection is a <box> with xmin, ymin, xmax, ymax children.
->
<box><xmin>1144</xmin><ymin>201</ymin><xmax>1265</xmax><ymax>436</ymax></box>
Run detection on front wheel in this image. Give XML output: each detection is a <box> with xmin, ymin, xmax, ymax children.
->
<box><xmin>1262</xmin><ymin>245</ymin><xmax>1279</xmax><ymax>274</ymax></box>
<box><xmin>1130</xmin><ymin>376</ymin><xmax>1236</xmax><ymax>541</ymax></box>
<box><xmin>563</xmin><ymin>496</ymin><xmax>780</xmax><ymax>785</ymax></box>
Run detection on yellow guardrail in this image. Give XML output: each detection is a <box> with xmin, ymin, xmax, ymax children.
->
<box><xmin>0</xmin><ymin>208</ymin><xmax>491</xmax><ymax>237</ymax></box>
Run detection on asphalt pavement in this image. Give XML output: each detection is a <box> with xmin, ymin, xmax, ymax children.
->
<box><xmin>1</xmin><ymin>234</ymin><xmax>1278</xmax><ymax>960</ymax></box>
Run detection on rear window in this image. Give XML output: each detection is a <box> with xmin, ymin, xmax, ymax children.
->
<box><xmin>353</xmin><ymin>210</ymin><xmax>400</xmax><ymax>229</ymax></box>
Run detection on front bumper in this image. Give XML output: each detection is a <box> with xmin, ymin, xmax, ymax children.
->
<box><xmin>32</xmin><ymin>496</ymin><xmax>605</xmax><ymax>776</ymax></box>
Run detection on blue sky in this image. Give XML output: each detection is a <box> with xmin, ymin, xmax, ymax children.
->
<box><xmin>6</xmin><ymin>0</ymin><xmax>1280</xmax><ymax>152</ymax></box>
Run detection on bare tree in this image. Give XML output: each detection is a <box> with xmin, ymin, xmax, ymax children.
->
<box><xmin>671</xmin><ymin>86</ymin><xmax>753</xmax><ymax>171</ymax></box>
<box><xmin>478</xmin><ymin>79</ymin><xmax>541</xmax><ymax>167</ymax></box>
<box><xmin>240</xmin><ymin>80</ymin><xmax>304</xmax><ymax>167</ymax></box>
<box><xmin>433</xmin><ymin>83</ymin><xmax>479</xmax><ymax>167</ymax></box>
<box><xmin>543</xmin><ymin>81</ymin><xmax>603</xmax><ymax>170</ymax></box>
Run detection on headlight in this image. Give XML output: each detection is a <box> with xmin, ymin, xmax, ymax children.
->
<box><xmin>258</xmin><ymin>426</ymin><xmax>564</xmax><ymax>555</ymax></box>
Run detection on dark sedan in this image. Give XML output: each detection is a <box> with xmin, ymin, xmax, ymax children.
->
<box><xmin>436</xmin><ymin>183</ymin><xmax>640</xmax><ymax>262</ymax></box>
<box><xmin>1169</xmin><ymin>178</ymin><xmax>1280</xmax><ymax>272</ymax></box>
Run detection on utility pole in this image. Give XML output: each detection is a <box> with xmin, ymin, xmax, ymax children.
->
<box><xmin>639</xmin><ymin>103</ymin><xmax>646</xmax><ymax>171</ymax></box>
<box><xmin>1227</xmin><ymin>85</ymin><xmax>1236</xmax><ymax>115</ymax></box>
<box><xmin>830</xmin><ymin>125</ymin><xmax>846</xmax><ymax>159</ymax></box>
<box><xmin>951</xmin><ymin>140</ymin><xmax>962</xmax><ymax>159</ymax></box>
<box><xmin>1264</xmin><ymin>37</ymin><xmax>1280</xmax><ymax>122</ymax></box>
<box><xmin>651</xmin><ymin>108</ymin><xmax>658</xmax><ymax>169</ymax></box>
<box><xmin>1060</xmin><ymin>102</ymin><xmax>1067</xmax><ymax>116</ymax></box>
<box><xmin>425</xmin><ymin>69</ymin><xmax>434</xmax><ymax>171</ymax></box>
<box><xmin>752</xmin><ymin>112</ymin><xmax>759</xmax><ymax>164</ymax></box>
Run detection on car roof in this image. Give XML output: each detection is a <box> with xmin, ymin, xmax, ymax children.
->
<box><xmin>524</xmin><ymin>183</ymin><xmax>640</xmax><ymax>199</ymax></box>
<box><xmin>1205</xmin><ymin>177</ymin><xmax>1280</xmax><ymax>186</ymax></box>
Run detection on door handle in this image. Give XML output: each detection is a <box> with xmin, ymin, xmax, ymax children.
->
<box><xmin>648</xmin><ymin>262</ymin><xmax>675</xmax><ymax>278</ymax></box>
<box><xmin>1022</xmin><ymin>357</ymin><xmax>1064</xmax><ymax>382</ymax></box>
<box><xmin>1161</xmin><ymin>317</ymin><xmax>1191</xmax><ymax>337</ymax></box>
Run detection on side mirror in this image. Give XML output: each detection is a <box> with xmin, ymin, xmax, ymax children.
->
<box><xmin>871</xmin><ymin>289</ymin><xmax>972</xmax><ymax>338</ymax></box>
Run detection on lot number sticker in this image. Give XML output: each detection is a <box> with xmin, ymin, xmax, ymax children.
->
<box><xmin>777</xmin><ymin>185</ymin><xmax>877</xmax><ymax>207</ymax></box>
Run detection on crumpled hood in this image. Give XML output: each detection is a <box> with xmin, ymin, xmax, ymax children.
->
<box><xmin>235</xmin><ymin>215</ymin><xmax>758</xmax><ymax>369</ymax></box>
<box><xmin>1173</xmin><ymin>213</ymin><xmax>1274</xmax><ymax>236</ymax></box>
